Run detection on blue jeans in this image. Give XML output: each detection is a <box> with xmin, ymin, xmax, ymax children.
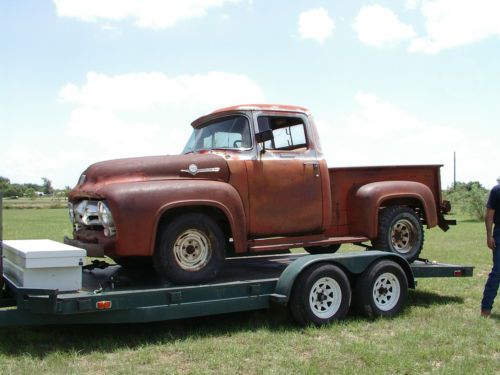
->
<box><xmin>481</xmin><ymin>226</ymin><xmax>500</xmax><ymax>311</ymax></box>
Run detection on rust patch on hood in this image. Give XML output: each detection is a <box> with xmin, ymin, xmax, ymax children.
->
<box><xmin>70</xmin><ymin>153</ymin><xmax>229</xmax><ymax>199</ymax></box>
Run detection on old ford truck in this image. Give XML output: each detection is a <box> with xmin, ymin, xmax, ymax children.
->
<box><xmin>65</xmin><ymin>104</ymin><xmax>454</xmax><ymax>284</ymax></box>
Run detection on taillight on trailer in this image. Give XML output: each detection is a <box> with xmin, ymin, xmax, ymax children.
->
<box><xmin>96</xmin><ymin>300</ymin><xmax>112</xmax><ymax>310</ymax></box>
<box><xmin>454</xmin><ymin>270</ymin><xmax>463</xmax><ymax>277</ymax></box>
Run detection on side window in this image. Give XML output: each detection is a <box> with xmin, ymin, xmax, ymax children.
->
<box><xmin>257</xmin><ymin>116</ymin><xmax>307</xmax><ymax>151</ymax></box>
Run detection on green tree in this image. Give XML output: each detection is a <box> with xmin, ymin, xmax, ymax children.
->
<box><xmin>25</xmin><ymin>187</ymin><xmax>36</xmax><ymax>200</ymax></box>
<box><xmin>0</xmin><ymin>176</ymin><xmax>10</xmax><ymax>194</ymax></box>
<box><xmin>41</xmin><ymin>177</ymin><xmax>54</xmax><ymax>195</ymax></box>
<box><xmin>444</xmin><ymin>181</ymin><xmax>489</xmax><ymax>221</ymax></box>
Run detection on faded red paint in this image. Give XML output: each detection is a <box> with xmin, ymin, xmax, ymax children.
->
<box><xmin>66</xmin><ymin>105</ymin><xmax>451</xmax><ymax>260</ymax></box>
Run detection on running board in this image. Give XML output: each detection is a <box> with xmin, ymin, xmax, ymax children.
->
<box><xmin>248</xmin><ymin>235</ymin><xmax>369</xmax><ymax>252</ymax></box>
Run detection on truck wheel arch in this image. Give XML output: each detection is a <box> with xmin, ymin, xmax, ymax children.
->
<box><xmin>152</xmin><ymin>200</ymin><xmax>247</xmax><ymax>256</ymax></box>
<box><xmin>348</xmin><ymin>181</ymin><xmax>438</xmax><ymax>238</ymax></box>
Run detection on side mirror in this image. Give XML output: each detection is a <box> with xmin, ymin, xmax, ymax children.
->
<box><xmin>255</xmin><ymin>130</ymin><xmax>273</xmax><ymax>144</ymax></box>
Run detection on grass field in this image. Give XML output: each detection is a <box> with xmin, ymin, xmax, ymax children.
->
<box><xmin>1</xmin><ymin>209</ymin><xmax>499</xmax><ymax>374</ymax></box>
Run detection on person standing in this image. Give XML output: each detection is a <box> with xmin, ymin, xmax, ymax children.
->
<box><xmin>481</xmin><ymin>177</ymin><xmax>500</xmax><ymax>317</ymax></box>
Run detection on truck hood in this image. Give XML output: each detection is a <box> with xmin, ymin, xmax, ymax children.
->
<box><xmin>71</xmin><ymin>154</ymin><xmax>229</xmax><ymax>197</ymax></box>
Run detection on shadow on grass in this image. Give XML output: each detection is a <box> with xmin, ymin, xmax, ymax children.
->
<box><xmin>408</xmin><ymin>289</ymin><xmax>463</xmax><ymax>307</ymax></box>
<box><xmin>0</xmin><ymin>306</ymin><xmax>300</xmax><ymax>357</ymax></box>
<box><xmin>0</xmin><ymin>290</ymin><xmax>466</xmax><ymax>358</ymax></box>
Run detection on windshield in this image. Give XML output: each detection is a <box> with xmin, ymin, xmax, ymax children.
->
<box><xmin>183</xmin><ymin>115</ymin><xmax>252</xmax><ymax>153</ymax></box>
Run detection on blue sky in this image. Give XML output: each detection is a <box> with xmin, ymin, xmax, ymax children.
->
<box><xmin>1</xmin><ymin>0</ymin><xmax>499</xmax><ymax>189</ymax></box>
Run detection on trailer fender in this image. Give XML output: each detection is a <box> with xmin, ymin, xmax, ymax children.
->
<box><xmin>348</xmin><ymin>180</ymin><xmax>438</xmax><ymax>238</ymax></box>
<box><xmin>273</xmin><ymin>251</ymin><xmax>415</xmax><ymax>303</ymax></box>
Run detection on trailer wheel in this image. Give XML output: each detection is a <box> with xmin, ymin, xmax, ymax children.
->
<box><xmin>153</xmin><ymin>213</ymin><xmax>226</xmax><ymax>284</ymax></box>
<box><xmin>304</xmin><ymin>244</ymin><xmax>341</xmax><ymax>255</ymax></box>
<box><xmin>290</xmin><ymin>264</ymin><xmax>351</xmax><ymax>326</ymax></box>
<box><xmin>353</xmin><ymin>260</ymin><xmax>408</xmax><ymax>319</ymax></box>
<box><xmin>372</xmin><ymin>206</ymin><xmax>424</xmax><ymax>263</ymax></box>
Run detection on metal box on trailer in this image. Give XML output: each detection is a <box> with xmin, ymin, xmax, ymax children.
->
<box><xmin>2</xmin><ymin>239</ymin><xmax>86</xmax><ymax>292</ymax></box>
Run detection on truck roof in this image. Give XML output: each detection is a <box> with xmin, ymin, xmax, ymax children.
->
<box><xmin>192</xmin><ymin>104</ymin><xmax>311</xmax><ymax>127</ymax></box>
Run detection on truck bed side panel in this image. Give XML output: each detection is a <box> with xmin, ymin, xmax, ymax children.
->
<box><xmin>327</xmin><ymin>165</ymin><xmax>442</xmax><ymax>237</ymax></box>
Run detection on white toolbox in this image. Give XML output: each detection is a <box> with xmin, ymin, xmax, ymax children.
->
<box><xmin>2</xmin><ymin>239</ymin><xmax>87</xmax><ymax>292</ymax></box>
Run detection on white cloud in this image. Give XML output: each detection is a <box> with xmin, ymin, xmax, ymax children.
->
<box><xmin>2</xmin><ymin>145</ymin><xmax>83</xmax><ymax>188</ymax></box>
<box><xmin>409</xmin><ymin>0</ymin><xmax>500</xmax><ymax>54</ymax></box>
<box><xmin>298</xmin><ymin>8</ymin><xmax>335</xmax><ymax>44</ymax></box>
<box><xmin>353</xmin><ymin>5</ymin><xmax>416</xmax><ymax>47</ymax></box>
<box><xmin>59</xmin><ymin>72</ymin><xmax>263</xmax><ymax>111</ymax></box>
<box><xmin>405</xmin><ymin>0</ymin><xmax>420</xmax><ymax>10</ymax></box>
<box><xmin>59</xmin><ymin>70</ymin><xmax>264</xmax><ymax>163</ymax></box>
<box><xmin>315</xmin><ymin>92</ymin><xmax>498</xmax><ymax>188</ymax></box>
<box><xmin>53</xmin><ymin>0</ymin><xmax>242</xmax><ymax>29</ymax></box>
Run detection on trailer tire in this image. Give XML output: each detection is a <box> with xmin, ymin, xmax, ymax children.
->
<box><xmin>304</xmin><ymin>244</ymin><xmax>341</xmax><ymax>254</ymax></box>
<box><xmin>353</xmin><ymin>260</ymin><xmax>408</xmax><ymax>319</ymax></box>
<box><xmin>290</xmin><ymin>264</ymin><xmax>351</xmax><ymax>326</ymax></box>
<box><xmin>153</xmin><ymin>213</ymin><xmax>226</xmax><ymax>284</ymax></box>
<box><xmin>372</xmin><ymin>206</ymin><xmax>424</xmax><ymax>263</ymax></box>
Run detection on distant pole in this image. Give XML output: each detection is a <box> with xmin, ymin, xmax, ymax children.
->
<box><xmin>453</xmin><ymin>151</ymin><xmax>456</xmax><ymax>189</ymax></box>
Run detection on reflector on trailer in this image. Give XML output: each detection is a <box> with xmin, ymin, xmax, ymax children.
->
<box><xmin>96</xmin><ymin>300</ymin><xmax>112</xmax><ymax>310</ymax></box>
<box><xmin>454</xmin><ymin>270</ymin><xmax>463</xmax><ymax>277</ymax></box>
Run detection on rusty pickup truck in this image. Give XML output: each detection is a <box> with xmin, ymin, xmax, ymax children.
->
<box><xmin>65</xmin><ymin>104</ymin><xmax>454</xmax><ymax>283</ymax></box>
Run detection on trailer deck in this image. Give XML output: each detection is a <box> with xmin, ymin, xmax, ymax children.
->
<box><xmin>0</xmin><ymin>252</ymin><xmax>473</xmax><ymax>327</ymax></box>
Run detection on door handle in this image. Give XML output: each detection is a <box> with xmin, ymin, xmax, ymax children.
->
<box><xmin>303</xmin><ymin>161</ymin><xmax>320</xmax><ymax>177</ymax></box>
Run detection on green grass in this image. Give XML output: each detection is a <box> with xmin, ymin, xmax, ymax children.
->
<box><xmin>1</xmin><ymin>210</ymin><xmax>499</xmax><ymax>374</ymax></box>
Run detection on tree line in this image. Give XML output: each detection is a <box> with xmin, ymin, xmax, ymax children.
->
<box><xmin>0</xmin><ymin>176</ymin><xmax>70</xmax><ymax>198</ymax></box>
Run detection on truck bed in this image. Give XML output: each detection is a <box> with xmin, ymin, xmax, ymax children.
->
<box><xmin>327</xmin><ymin>165</ymin><xmax>443</xmax><ymax>236</ymax></box>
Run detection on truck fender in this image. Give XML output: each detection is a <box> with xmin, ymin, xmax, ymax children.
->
<box><xmin>96</xmin><ymin>180</ymin><xmax>246</xmax><ymax>257</ymax></box>
<box><xmin>273</xmin><ymin>252</ymin><xmax>415</xmax><ymax>303</ymax></box>
<box><xmin>153</xmin><ymin>181</ymin><xmax>247</xmax><ymax>255</ymax></box>
<box><xmin>347</xmin><ymin>181</ymin><xmax>438</xmax><ymax>238</ymax></box>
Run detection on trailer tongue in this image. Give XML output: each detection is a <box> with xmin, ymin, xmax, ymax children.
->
<box><xmin>0</xmin><ymin>245</ymin><xmax>473</xmax><ymax>327</ymax></box>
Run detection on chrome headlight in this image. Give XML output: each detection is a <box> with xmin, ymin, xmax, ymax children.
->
<box><xmin>98</xmin><ymin>201</ymin><xmax>116</xmax><ymax>236</ymax></box>
<box><xmin>97</xmin><ymin>201</ymin><xmax>114</xmax><ymax>226</ymax></box>
<box><xmin>75</xmin><ymin>200</ymin><xmax>100</xmax><ymax>226</ymax></box>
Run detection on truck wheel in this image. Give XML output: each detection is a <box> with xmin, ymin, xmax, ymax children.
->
<box><xmin>372</xmin><ymin>206</ymin><xmax>424</xmax><ymax>263</ymax></box>
<box><xmin>290</xmin><ymin>264</ymin><xmax>351</xmax><ymax>326</ymax></box>
<box><xmin>304</xmin><ymin>244</ymin><xmax>341</xmax><ymax>254</ymax></box>
<box><xmin>353</xmin><ymin>260</ymin><xmax>408</xmax><ymax>319</ymax></box>
<box><xmin>153</xmin><ymin>213</ymin><xmax>226</xmax><ymax>284</ymax></box>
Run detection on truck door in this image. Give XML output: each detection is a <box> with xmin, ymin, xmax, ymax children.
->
<box><xmin>246</xmin><ymin>114</ymin><xmax>324</xmax><ymax>236</ymax></box>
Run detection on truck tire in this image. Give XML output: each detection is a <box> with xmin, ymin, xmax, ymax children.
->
<box><xmin>372</xmin><ymin>206</ymin><xmax>424</xmax><ymax>263</ymax></box>
<box><xmin>304</xmin><ymin>244</ymin><xmax>341</xmax><ymax>255</ymax></box>
<box><xmin>353</xmin><ymin>260</ymin><xmax>408</xmax><ymax>319</ymax></box>
<box><xmin>290</xmin><ymin>264</ymin><xmax>351</xmax><ymax>326</ymax></box>
<box><xmin>153</xmin><ymin>213</ymin><xmax>226</xmax><ymax>284</ymax></box>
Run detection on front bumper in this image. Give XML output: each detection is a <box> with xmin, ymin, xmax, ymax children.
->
<box><xmin>63</xmin><ymin>231</ymin><xmax>116</xmax><ymax>258</ymax></box>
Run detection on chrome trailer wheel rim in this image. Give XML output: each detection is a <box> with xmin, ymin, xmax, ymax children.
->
<box><xmin>309</xmin><ymin>277</ymin><xmax>342</xmax><ymax>319</ymax></box>
<box><xmin>372</xmin><ymin>272</ymin><xmax>401</xmax><ymax>311</ymax></box>
<box><xmin>390</xmin><ymin>218</ymin><xmax>417</xmax><ymax>254</ymax></box>
<box><xmin>173</xmin><ymin>229</ymin><xmax>212</xmax><ymax>271</ymax></box>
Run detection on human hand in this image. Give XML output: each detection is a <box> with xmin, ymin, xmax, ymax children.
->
<box><xmin>487</xmin><ymin>236</ymin><xmax>495</xmax><ymax>250</ymax></box>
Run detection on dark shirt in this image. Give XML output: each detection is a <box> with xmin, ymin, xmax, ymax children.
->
<box><xmin>486</xmin><ymin>184</ymin><xmax>500</xmax><ymax>225</ymax></box>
